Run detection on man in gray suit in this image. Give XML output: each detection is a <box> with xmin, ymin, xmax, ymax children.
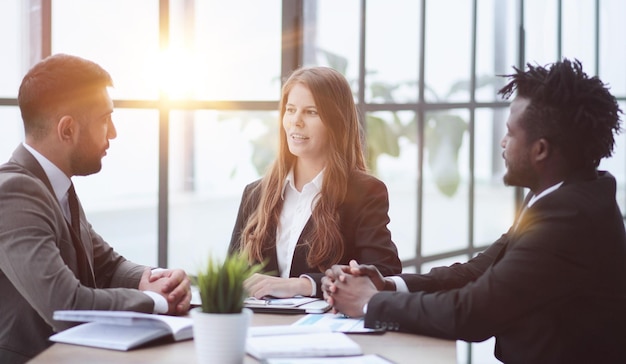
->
<box><xmin>0</xmin><ymin>54</ymin><xmax>192</xmax><ymax>363</ymax></box>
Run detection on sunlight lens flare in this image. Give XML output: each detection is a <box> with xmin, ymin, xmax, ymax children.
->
<box><xmin>153</xmin><ymin>46</ymin><xmax>201</xmax><ymax>100</ymax></box>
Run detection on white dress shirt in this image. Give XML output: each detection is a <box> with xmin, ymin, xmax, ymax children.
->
<box><xmin>276</xmin><ymin>169</ymin><xmax>324</xmax><ymax>296</ymax></box>
<box><xmin>277</xmin><ymin>169</ymin><xmax>323</xmax><ymax>277</ymax></box>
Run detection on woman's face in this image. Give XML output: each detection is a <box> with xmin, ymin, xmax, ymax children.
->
<box><xmin>282</xmin><ymin>83</ymin><xmax>329</xmax><ymax>167</ymax></box>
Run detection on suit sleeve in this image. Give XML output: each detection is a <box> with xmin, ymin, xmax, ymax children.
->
<box><xmin>305</xmin><ymin>175</ymin><xmax>403</xmax><ymax>297</ymax></box>
<box><xmin>344</xmin><ymin>175</ymin><xmax>402</xmax><ymax>276</ymax></box>
<box><xmin>364</xmin><ymin>194</ymin><xmax>608</xmax><ymax>341</ymax></box>
<box><xmin>89</xmin><ymin>225</ymin><xmax>146</xmax><ymax>289</ymax></box>
<box><xmin>400</xmin><ymin>233</ymin><xmax>508</xmax><ymax>292</ymax></box>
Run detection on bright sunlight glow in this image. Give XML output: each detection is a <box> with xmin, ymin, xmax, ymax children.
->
<box><xmin>146</xmin><ymin>46</ymin><xmax>203</xmax><ymax>100</ymax></box>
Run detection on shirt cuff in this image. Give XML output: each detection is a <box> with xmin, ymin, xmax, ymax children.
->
<box><xmin>151</xmin><ymin>267</ymin><xmax>166</xmax><ymax>275</ymax></box>
<box><xmin>390</xmin><ymin>276</ymin><xmax>409</xmax><ymax>292</ymax></box>
<box><xmin>299</xmin><ymin>274</ymin><xmax>316</xmax><ymax>297</ymax></box>
<box><xmin>143</xmin><ymin>291</ymin><xmax>168</xmax><ymax>314</ymax></box>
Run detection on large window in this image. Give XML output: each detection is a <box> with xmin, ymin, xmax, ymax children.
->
<box><xmin>1</xmin><ymin>1</ymin><xmax>625</xmax><ymax>362</ymax></box>
<box><xmin>3</xmin><ymin>0</ymin><xmax>624</xmax><ymax>270</ymax></box>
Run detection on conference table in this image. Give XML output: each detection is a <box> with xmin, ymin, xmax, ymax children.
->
<box><xmin>30</xmin><ymin>312</ymin><xmax>457</xmax><ymax>363</ymax></box>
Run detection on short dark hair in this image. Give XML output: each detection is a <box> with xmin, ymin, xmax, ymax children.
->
<box><xmin>18</xmin><ymin>53</ymin><xmax>113</xmax><ymax>138</ymax></box>
<box><xmin>498</xmin><ymin>58</ymin><xmax>622</xmax><ymax>169</ymax></box>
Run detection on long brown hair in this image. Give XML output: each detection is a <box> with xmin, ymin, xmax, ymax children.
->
<box><xmin>240</xmin><ymin>66</ymin><xmax>366</xmax><ymax>271</ymax></box>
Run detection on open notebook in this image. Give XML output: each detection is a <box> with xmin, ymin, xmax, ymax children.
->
<box><xmin>50</xmin><ymin>310</ymin><xmax>193</xmax><ymax>351</ymax></box>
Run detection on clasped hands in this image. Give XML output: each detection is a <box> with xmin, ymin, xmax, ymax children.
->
<box><xmin>321</xmin><ymin>260</ymin><xmax>396</xmax><ymax>318</ymax></box>
<box><xmin>139</xmin><ymin>268</ymin><xmax>191</xmax><ymax>315</ymax></box>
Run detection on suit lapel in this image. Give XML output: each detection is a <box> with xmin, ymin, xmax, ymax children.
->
<box><xmin>9</xmin><ymin>145</ymin><xmax>96</xmax><ymax>287</ymax></box>
<box><xmin>494</xmin><ymin>193</ymin><xmax>536</xmax><ymax>264</ymax></box>
<box><xmin>262</xmin><ymin>242</ymin><xmax>279</xmax><ymax>276</ymax></box>
<box><xmin>289</xmin><ymin>219</ymin><xmax>314</xmax><ymax>277</ymax></box>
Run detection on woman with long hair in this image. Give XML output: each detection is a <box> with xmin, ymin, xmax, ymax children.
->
<box><xmin>229</xmin><ymin>66</ymin><xmax>401</xmax><ymax>298</ymax></box>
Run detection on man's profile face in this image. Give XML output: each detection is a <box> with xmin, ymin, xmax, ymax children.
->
<box><xmin>500</xmin><ymin>97</ymin><xmax>534</xmax><ymax>188</ymax></box>
<box><xmin>70</xmin><ymin>88</ymin><xmax>116</xmax><ymax>176</ymax></box>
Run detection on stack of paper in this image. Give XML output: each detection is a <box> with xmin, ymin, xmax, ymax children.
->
<box><xmin>260</xmin><ymin>355</ymin><xmax>395</xmax><ymax>364</ymax></box>
<box><xmin>246</xmin><ymin>326</ymin><xmax>362</xmax><ymax>360</ymax></box>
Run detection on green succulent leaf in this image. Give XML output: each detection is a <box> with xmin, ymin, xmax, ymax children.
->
<box><xmin>197</xmin><ymin>253</ymin><xmax>265</xmax><ymax>314</ymax></box>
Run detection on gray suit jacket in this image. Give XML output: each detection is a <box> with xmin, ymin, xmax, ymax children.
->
<box><xmin>0</xmin><ymin>145</ymin><xmax>154</xmax><ymax>363</ymax></box>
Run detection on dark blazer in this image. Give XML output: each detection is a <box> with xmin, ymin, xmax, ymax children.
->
<box><xmin>0</xmin><ymin>145</ymin><xmax>154</xmax><ymax>363</ymax></box>
<box><xmin>365</xmin><ymin>171</ymin><xmax>626</xmax><ymax>364</ymax></box>
<box><xmin>229</xmin><ymin>170</ymin><xmax>402</xmax><ymax>297</ymax></box>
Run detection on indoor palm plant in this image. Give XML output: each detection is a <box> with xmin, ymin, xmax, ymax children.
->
<box><xmin>191</xmin><ymin>253</ymin><xmax>263</xmax><ymax>364</ymax></box>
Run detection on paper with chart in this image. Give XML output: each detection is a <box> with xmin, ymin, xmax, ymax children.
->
<box><xmin>292</xmin><ymin>313</ymin><xmax>383</xmax><ymax>333</ymax></box>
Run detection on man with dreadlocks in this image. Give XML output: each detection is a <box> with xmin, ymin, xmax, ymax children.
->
<box><xmin>322</xmin><ymin>58</ymin><xmax>626</xmax><ymax>363</ymax></box>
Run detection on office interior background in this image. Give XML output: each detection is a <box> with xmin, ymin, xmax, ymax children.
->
<box><xmin>1</xmin><ymin>1</ymin><xmax>625</xmax><ymax>363</ymax></box>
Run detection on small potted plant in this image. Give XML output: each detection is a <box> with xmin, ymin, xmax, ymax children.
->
<box><xmin>191</xmin><ymin>253</ymin><xmax>263</xmax><ymax>364</ymax></box>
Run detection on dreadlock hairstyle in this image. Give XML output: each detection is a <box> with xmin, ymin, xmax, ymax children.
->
<box><xmin>239</xmin><ymin>66</ymin><xmax>367</xmax><ymax>271</ymax></box>
<box><xmin>498</xmin><ymin>58</ymin><xmax>622</xmax><ymax>170</ymax></box>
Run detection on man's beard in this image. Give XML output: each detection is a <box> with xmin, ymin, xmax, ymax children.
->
<box><xmin>502</xmin><ymin>163</ymin><xmax>532</xmax><ymax>189</ymax></box>
<box><xmin>71</xmin><ymin>149</ymin><xmax>103</xmax><ymax>176</ymax></box>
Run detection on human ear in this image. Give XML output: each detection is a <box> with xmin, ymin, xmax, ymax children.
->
<box><xmin>57</xmin><ymin>115</ymin><xmax>76</xmax><ymax>143</ymax></box>
<box><xmin>534</xmin><ymin>138</ymin><xmax>550</xmax><ymax>161</ymax></box>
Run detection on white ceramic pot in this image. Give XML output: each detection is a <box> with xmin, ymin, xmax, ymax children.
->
<box><xmin>190</xmin><ymin>307</ymin><xmax>253</xmax><ymax>364</ymax></box>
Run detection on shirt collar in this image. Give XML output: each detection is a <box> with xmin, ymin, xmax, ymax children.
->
<box><xmin>22</xmin><ymin>142</ymin><xmax>72</xmax><ymax>202</ymax></box>
<box><xmin>281</xmin><ymin>168</ymin><xmax>324</xmax><ymax>199</ymax></box>
<box><xmin>527</xmin><ymin>181</ymin><xmax>564</xmax><ymax>207</ymax></box>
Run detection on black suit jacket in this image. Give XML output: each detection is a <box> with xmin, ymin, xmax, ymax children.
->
<box><xmin>366</xmin><ymin>171</ymin><xmax>626</xmax><ymax>364</ymax></box>
<box><xmin>229</xmin><ymin>170</ymin><xmax>402</xmax><ymax>297</ymax></box>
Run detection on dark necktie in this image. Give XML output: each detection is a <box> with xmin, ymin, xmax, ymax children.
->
<box><xmin>67</xmin><ymin>184</ymin><xmax>95</xmax><ymax>287</ymax></box>
<box><xmin>68</xmin><ymin>184</ymin><xmax>81</xmax><ymax>236</ymax></box>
